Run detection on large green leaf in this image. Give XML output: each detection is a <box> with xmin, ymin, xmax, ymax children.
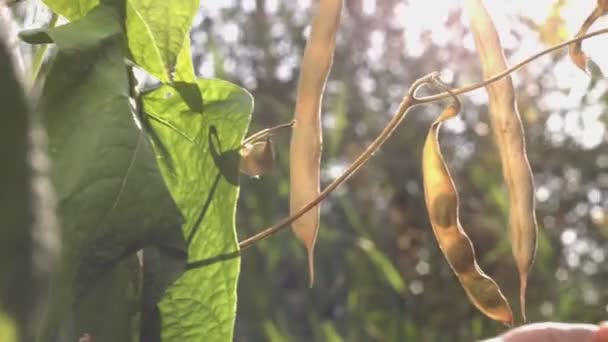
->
<box><xmin>174</xmin><ymin>35</ymin><xmax>196</xmax><ymax>83</ymax></box>
<box><xmin>73</xmin><ymin>255</ymin><xmax>142</xmax><ymax>342</ymax></box>
<box><xmin>143</xmin><ymin>79</ymin><xmax>253</xmax><ymax>341</ymax></box>
<box><xmin>125</xmin><ymin>0</ymin><xmax>199</xmax><ymax>83</ymax></box>
<box><xmin>41</xmin><ymin>0</ymin><xmax>198</xmax><ymax>83</ymax></box>
<box><xmin>25</xmin><ymin>5</ymin><xmax>182</xmax><ymax>340</ymax></box>
<box><xmin>42</xmin><ymin>0</ymin><xmax>99</xmax><ymax>20</ymax></box>
<box><xmin>20</xmin><ymin>4</ymin><xmax>122</xmax><ymax>49</ymax></box>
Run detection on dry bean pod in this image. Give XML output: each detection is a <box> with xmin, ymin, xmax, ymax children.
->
<box><xmin>465</xmin><ymin>0</ymin><xmax>538</xmax><ymax>322</ymax></box>
<box><xmin>423</xmin><ymin>102</ymin><xmax>513</xmax><ymax>326</ymax></box>
<box><xmin>569</xmin><ymin>1</ymin><xmax>608</xmax><ymax>73</ymax></box>
<box><xmin>290</xmin><ymin>0</ymin><xmax>343</xmax><ymax>287</ymax></box>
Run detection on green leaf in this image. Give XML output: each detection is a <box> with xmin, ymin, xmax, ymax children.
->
<box><xmin>174</xmin><ymin>35</ymin><xmax>196</xmax><ymax>83</ymax></box>
<box><xmin>17</xmin><ymin>29</ymin><xmax>54</xmax><ymax>44</ymax></box>
<box><xmin>40</xmin><ymin>0</ymin><xmax>198</xmax><ymax>83</ymax></box>
<box><xmin>0</xmin><ymin>312</ymin><xmax>17</xmax><ymax>342</ymax></box>
<box><xmin>20</xmin><ymin>5</ymin><xmax>122</xmax><ymax>50</ymax></box>
<box><xmin>42</xmin><ymin>0</ymin><xmax>99</xmax><ymax>20</ymax></box>
<box><xmin>125</xmin><ymin>0</ymin><xmax>199</xmax><ymax>83</ymax></box>
<box><xmin>263</xmin><ymin>321</ymin><xmax>285</xmax><ymax>342</ymax></box>
<box><xmin>73</xmin><ymin>255</ymin><xmax>142</xmax><ymax>342</ymax></box>
<box><xmin>34</xmin><ymin>5</ymin><xmax>181</xmax><ymax>340</ymax></box>
<box><xmin>143</xmin><ymin>79</ymin><xmax>253</xmax><ymax>341</ymax></box>
<box><xmin>321</xmin><ymin>321</ymin><xmax>344</xmax><ymax>342</ymax></box>
<box><xmin>357</xmin><ymin>238</ymin><xmax>406</xmax><ymax>294</ymax></box>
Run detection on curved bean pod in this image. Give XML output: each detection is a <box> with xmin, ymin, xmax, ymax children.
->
<box><xmin>423</xmin><ymin>101</ymin><xmax>513</xmax><ymax>325</ymax></box>
<box><xmin>569</xmin><ymin>0</ymin><xmax>608</xmax><ymax>72</ymax></box>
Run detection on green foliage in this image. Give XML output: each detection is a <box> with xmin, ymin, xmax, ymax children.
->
<box><xmin>42</xmin><ymin>0</ymin><xmax>99</xmax><ymax>20</ymax></box>
<box><xmin>73</xmin><ymin>255</ymin><xmax>142</xmax><ymax>342</ymax></box>
<box><xmin>143</xmin><ymin>79</ymin><xmax>253</xmax><ymax>341</ymax></box>
<box><xmin>125</xmin><ymin>0</ymin><xmax>199</xmax><ymax>82</ymax></box>
<box><xmin>41</xmin><ymin>0</ymin><xmax>198</xmax><ymax>83</ymax></box>
<box><xmin>0</xmin><ymin>312</ymin><xmax>17</xmax><ymax>342</ymax></box>
<box><xmin>17</xmin><ymin>0</ymin><xmax>254</xmax><ymax>339</ymax></box>
<box><xmin>357</xmin><ymin>238</ymin><xmax>406</xmax><ymax>295</ymax></box>
<box><xmin>174</xmin><ymin>36</ymin><xmax>196</xmax><ymax>83</ymax></box>
<box><xmin>27</xmin><ymin>5</ymin><xmax>183</xmax><ymax>340</ymax></box>
<box><xmin>20</xmin><ymin>5</ymin><xmax>122</xmax><ymax>48</ymax></box>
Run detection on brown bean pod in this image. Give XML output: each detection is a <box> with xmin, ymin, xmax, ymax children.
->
<box><xmin>423</xmin><ymin>102</ymin><xmax>513</xmax><ymax>326</ymax></box>
<box><xmin>569</xmin><ymin>0</ymin><xmax>608</xmax><ymax>72</ymax></box>
<box><xmin>465</xmin><ymin>0</ymin><xmax>537</xmax><ymax>322</ymax></box>
<box><xmin>290</xmin><ymin>0</ymin><xmax>343</xmax><ymax>287</ymax></box>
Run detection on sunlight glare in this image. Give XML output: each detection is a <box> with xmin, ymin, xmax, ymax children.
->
<box><xmin>390</xmin><ymin>0</ymin><xmax>608</xmax><ymax>149</ymax></box>
<box><xmin>242</xmin><ymin>0</ymin><xmax>256</xmax><ymax>12</ymax></box>
<box><xmin>362</xmin><ymin>0</ymin><xmax>376</xmax><ymax>16</ymax></box>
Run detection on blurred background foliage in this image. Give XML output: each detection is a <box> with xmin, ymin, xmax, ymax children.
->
<box><xmin>11</xmin><ymin>0</ymin><xmax>608</xmax><ymax>341</ymax></box>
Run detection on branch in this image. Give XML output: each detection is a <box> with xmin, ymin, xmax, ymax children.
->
<box><xmin>238</xmin><ymin>28</ymin><xmax>608</xmax><ymax>250</ymax></box>
<box><xmin>242</xmin><ymin>120</ymin><xmax>295</xmax><ymax>146</ymax></box>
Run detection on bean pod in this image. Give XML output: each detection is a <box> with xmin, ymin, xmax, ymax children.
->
<box><xmin>569</xmin><ymin>0</ymin><xmax>608</xmax><ymax>72</ymax></box>
<box><xmin>423</xmin><ymin>101</ymin><xmax>513</xmax><ymax>326</ymax></box>
<box><xmin>465</xmin><ymin>0</ymin><xmax>538</xmax><ymax>322</ymax></box>
<box><xmin>290</xmin><ymin>0</ymin><xmax>343</xmax><ymax>287</ymax></box>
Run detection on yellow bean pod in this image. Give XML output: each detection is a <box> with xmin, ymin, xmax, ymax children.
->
<box><xmin>569</xmin><ymin>0</ymin><xmax>608</xmax><ymax>72</ymax></box>
<box><xmin>423</xmin><ymin>102</ymin><xmax>513</xmax><ymax>326</ymax></box>
<box><xmin>465</xmin><ymin>0</ymin><xmax>537</xmax><ymax>321</ymax></box>
<box><xmin>290</xmin><ymin>0</ymin><xmax>343</xmax><ymax>287</ymax></box>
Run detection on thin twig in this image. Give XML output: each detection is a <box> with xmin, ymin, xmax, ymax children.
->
<box><xmin>242</xmin><ymin>120</ymin><xmax>295</xmax><ymax>146</ymax></box>
<box><xmin>238</xmin><ymin>27</ymin><xmax>608</xmax><ymax>250</ymax></box>
<box><xmin>239</xmin><ymin>73</ymin><xmax>437</xmax><ymax>250</ymax></box>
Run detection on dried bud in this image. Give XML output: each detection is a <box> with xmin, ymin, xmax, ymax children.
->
<box><xmin>239</xmin><ymin>139</ymin><xmax>274</xmax><ymax>177</ymax></box>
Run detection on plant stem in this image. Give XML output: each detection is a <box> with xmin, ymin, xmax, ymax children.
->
<box><xmin>242</xmin><ymin>120</ymin><xmax>295</xmax><ymax>146</ymax></box>
<box><xmin>238</xmin><ymin>27</ymin><xmax>608</xmax><ymax>250</ymax></box>
<box><xmin>30</xmin><ymin>12</ymin><xmax>58</xmax><ymax>86</ymax></box>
